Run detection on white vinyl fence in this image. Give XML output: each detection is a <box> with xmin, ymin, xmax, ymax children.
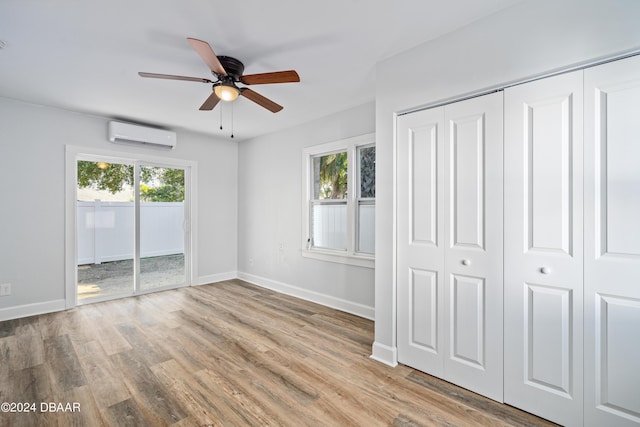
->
<box><xmin>311</xmin><ymin>203</ymin><xmax>375</xmax><ymax>253</ymax></box>
<box><xmin>77</xmin><ymin>200</ymin><xmax>184</xmax><ymax>265</ymax></box>
<box><xmin>357</xmin><ymin>203</ymin><xmax>375</xmax><ymax>253</ymax></box>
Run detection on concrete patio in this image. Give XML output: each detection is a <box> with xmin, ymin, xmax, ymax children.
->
<box><xmin>77</xmin><ymin>253</ymin><xmax>185</xmax><ymax>300</ymax></box>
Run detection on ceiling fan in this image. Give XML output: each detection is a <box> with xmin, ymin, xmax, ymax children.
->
<box><xmin>139</xmin><ymin>38</ymin><xmax>300</xmax><ymax>113</ymax></box>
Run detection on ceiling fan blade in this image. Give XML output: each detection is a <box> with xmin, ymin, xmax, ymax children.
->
<box><xmin>241</xmin><ymin>70</ymin><xmax>300</xmax><ymax>85</ymax></box>
<box><xmin>187</xmin><ymin>38</ymin><xmax>227</xmax><ymax>76</ymax></box>
<box><xmin>199</xmin><ymin>92</ymin><xmax>221</xmax><ymax>111</ymax></box>
<box><xmin>240</xmin><ymin>88</ymin><xmax>283</xmax><ymax>113</ymax></box>
<box><xmin>138</xmin><ymin>72</ymin><xmax>213</xmax><ymax>83</ymax></box>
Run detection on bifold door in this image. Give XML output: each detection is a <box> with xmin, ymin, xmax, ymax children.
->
<box><xmin>584</xmin><ymin>54</ymin><xmax>640</xmax><ymax>427</ymax></box>
<box><xmin>503</xmin><ymin>70</ymin><xmax>584</xmax><ymax>426</ymax></box>
<box><xmin>397</xmin><ymin>54</ymin><xmax>640</xmax><ymax>426</ymax></box>
<box><xmin>397</xmin><ymin>92</ymin><xmax>504</xmax><ymax>401</ymax></box>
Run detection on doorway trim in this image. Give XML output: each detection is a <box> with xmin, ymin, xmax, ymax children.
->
<box><xmin>64</xmin><ymin>144</ymin><xmax>198</xmax><ymax>308</ymax></box>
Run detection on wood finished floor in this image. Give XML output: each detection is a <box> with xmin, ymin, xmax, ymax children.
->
<box><xmin>0</xmin><ymin>280</ymin><xmax>557</xmax><ymax>426</ymax></box>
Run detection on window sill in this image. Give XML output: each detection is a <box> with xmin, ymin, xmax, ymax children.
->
<box><xmin>301</xmin><ymin>248</ymin><xmax>375</xmax><ymax>269</ymax></box>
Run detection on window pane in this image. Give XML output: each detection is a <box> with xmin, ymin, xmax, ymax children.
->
<box><xmin>312</xmin><ymin>202</ymin><xmax>347</xmax><ymax>250</ymax></box>
<box><xmin>312</xmin><ymin>151</ymin><xmax>348</xmax><ymax>199</ymax></box>
<box><xmin>359</xmin><ymin>145</ymin><xmax>376</xmax><ymax>198</ymax></box>
<box><xmin>357</xmin><ymin>202</ymin><xmax>375</xmax><ymax>254</ymax></box>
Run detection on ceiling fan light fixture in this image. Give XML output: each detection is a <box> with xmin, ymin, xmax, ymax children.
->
<box><xmin>214</xmin><ymin>83</ymin><xmax>240</xmax><ymax>102</ymax></box>
<box><xmin>139</xmin><ymin>37</ymin><xmax>298</xmax><ymax>113</ymax></box>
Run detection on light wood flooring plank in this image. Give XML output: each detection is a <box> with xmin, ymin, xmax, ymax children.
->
<box><xmin>110</xmin><ymin>349</ymin><xmax>188</xmax><ymax>425</ymax></box>
<box><xmin>0</xmin><ymin>280</ymin><xmax>558</xmax><ymax>427</ymax></box>
<box><xmin>104</xmin><ymin>398</ymin><xmax>154</xmax><ymax>426</ymax></box>
<box><xmin>72</xmin><ymin>340</ymin><xmax>131</xmax><ymax>409</ymax></box>
<box><xmin>43</xmin><ymin>334</ymin><xmax>87</xmax><ymax>393</ymax></box>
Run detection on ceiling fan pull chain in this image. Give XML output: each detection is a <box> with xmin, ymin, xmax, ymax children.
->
<box><xmin>219</xmin><ymin>104</ymin><xmax>223</xmax><ymax>131</ymax></box>
<box><xmin>230</xmin><ymin>103</ymin><xmax>234</xmax><ymax>139</ymax></box>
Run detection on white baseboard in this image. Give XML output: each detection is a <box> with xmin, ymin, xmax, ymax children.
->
<box><xmin>370</xmin><ymin>341</ymin><xmax>398</xmax><ymax>367</ymax></box>
<box><xmin>0</xmin><ymin>299</ymin><xmax>66</xmax><ymax>322</ymax></box>
<box><xmin>0</xmin><ymin>271</ymin><xmax>373</xmax><ymax>325</ymax></box>
<box><xmin>192</xmin><ymin>271</ymin><xmax>238</xmax><ymax>287</ymax></box>
<box><xmin>237</xmin><ymin>271</ymin><xmax>374</xmax><ymax>320</ymax></box>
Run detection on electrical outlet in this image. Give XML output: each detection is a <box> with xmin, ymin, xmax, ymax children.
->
<box><xmin>0</xmin><ymin>283</ymin><xmax>11</xmax><ymax>296</ymax></box>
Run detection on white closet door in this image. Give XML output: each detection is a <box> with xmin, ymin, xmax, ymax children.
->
<box><xmin>584</xmin><ymin>55</ymin><xmax>640</xmax><ymax>427</ymax></box>
<box><xmin>397</xmin><ymin>107</ymin><xmax>446</xmax><ymax>376</ymax></box>
<box><xmin>443</xmin><ymin>92</ymin><xmax>504</xmax><ymax>401</ymax></box>
<box><xmin>504</xmin><ymin>71</ymin><xmax>584</xmax><ymax>426</ymax></box>
<box><xmin>397</xmin><ymin>92</ymin><xmax>504</xmax><ymax>401</ymax></box>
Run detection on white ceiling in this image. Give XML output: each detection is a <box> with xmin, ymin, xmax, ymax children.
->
<box><xmin>0</xmin><ymin>0</ymin><xmax>520</xmax><ymax>141</ymax></box>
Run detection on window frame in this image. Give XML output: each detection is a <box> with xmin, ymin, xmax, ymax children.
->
<box><xmin>301</xmin><ymin>133</ymin><xmax>375</xmax><ymax>268</ymax></box>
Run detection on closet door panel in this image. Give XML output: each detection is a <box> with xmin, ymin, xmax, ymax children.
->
<box><xmin>450</xmin><ymin>274</ymin><xmax>485</xmax><ymax>366</ymax></box>
<box><xmin>504</xmin><ymin>70</ymin><xmax>583</xmax><ymax>427</ymax></box>
<box><xmin>525</xmin><ymin>284</ymin><xmax>573</xmax><ymax>393</ymax></box>
<box><xmin>397</xmin><ymin>108</ymin><xmax>445</xmax><ymax>376</ymax></box>
<box><xmin>444</xmin><ymin>92</ymin><xmax>504</xmax><ymax>401</ymax></box>
<box><xmin>449</xmin><ymin>112</ymin><xmax>485</xmax><ymax>249</ymax></box>
<box><xmin>409</xmin><ymin>268</ymin><xmax>439</xmax><ymax>350</ymax></box>
<box><xmin>585</xmin><ymin>54</ymin><xmax>640</xmax><ymax>427</ymax></box>
<box><xmin>526</xmin><ymin>96</ymin><xmax>574</xmax><ymax>254</ymax></box>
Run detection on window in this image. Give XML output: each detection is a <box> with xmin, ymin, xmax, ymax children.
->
<box><xmin>302</xmin><ymin>133</ymin><xmax>375</xmax><ymax>268</ymax></box>
<box><xmin>357</xmin><ymin>144</ymin><xmax>375</xmax><ymax>254</ymax></box>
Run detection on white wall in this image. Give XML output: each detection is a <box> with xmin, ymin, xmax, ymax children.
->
<box><xmin>0</xmin><ymin>97</ymin><xmax>238</xmax><ymax>318</ymax></box>
<box><xmin>373</xmin><ymin>0</ymin><xmax>640</xmax><ymax>365</ymax></box>
<box><xmin>237</xmin><ymin>102</ymin><xmax>375</xmax><ymax>318</ymax></box>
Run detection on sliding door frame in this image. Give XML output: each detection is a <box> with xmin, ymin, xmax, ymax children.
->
<box><xmin>64</xmin><ymin>144</ymin><xmax>197</xmax><ymax>308</ymax></box>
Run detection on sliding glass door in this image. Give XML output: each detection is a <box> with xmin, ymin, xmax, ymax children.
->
<box><xmin>139</xmin><ymin>164</ymin><xmax>186</xmax><ymax>291</ymax></box>
<box><xmin>76</xmin><ymin>157</ymin><xmax>189</xmax><ymax>303</ymax></box>
<box><xmin>77</xmin><ymin>159</ymin><xmax>135</xmax><ymax>300</ymax></box>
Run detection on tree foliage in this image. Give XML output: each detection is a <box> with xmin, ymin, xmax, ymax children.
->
<box><xmin>77</xmin><ymin>161</ymin><xmax>134</xmax><ymax>194</ymax></box>
<box><xmin>313</xmin><ymin>147</ymin><xmax>375</xmax><ymax>200</ymax></box>
<box><xmin>77</xmin><ymin>161</ymin><xmax>184</xmax><ymax>202</ymax></box>
<box><xmin>318</xmin><ymin>152</ymin><xmax>348</xmax><ymax>199</ymax></box>
<box><xmin>360</xmin><ymin>146</ymin><xmax>375</xmax><ymax>198</ymax></box>
<box><xmin>139</xmin><ymin>167</ymin><xmax>184</xmax><ymax>202</ymax></box>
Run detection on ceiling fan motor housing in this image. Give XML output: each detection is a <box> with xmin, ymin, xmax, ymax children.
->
<box><xmin>217</xmin><ymin>56</ymin><xmax>245</xmax><ymax>81</ymax></box>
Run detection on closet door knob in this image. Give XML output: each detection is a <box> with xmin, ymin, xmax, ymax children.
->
<box><xmin>540</xmin><ymin>267</ymin><xmax>550</xmax><ymax>275</ymax></box>
<box><xmin>461</xmin><ymin>259</ymin><xmax>470</xmax><ymax>266</ymax></box>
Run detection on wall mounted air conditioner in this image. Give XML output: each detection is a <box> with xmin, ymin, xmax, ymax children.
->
<box><xmin>108</xmin><ymin>121</ymin><xmax>177</xmax><ymax>149</ymax></box>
